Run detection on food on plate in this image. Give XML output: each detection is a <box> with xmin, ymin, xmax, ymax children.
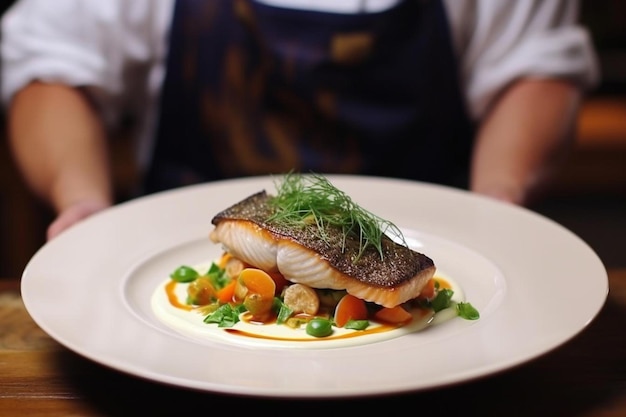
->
<box><xmin>158</xmin><ymin>173</ymin><xmax>479</xmax><ymax>342</ymax></box>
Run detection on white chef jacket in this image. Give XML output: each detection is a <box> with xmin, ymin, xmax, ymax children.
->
<box><xmin>0</xmin><ymin>0</ymin><xmax>600</xmax><ymax>171</ymax></box>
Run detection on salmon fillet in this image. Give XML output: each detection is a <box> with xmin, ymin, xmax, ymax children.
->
<box><xmin>209</xmin><ymin>191</ymin><xmax>436</xmax><ymax>308</ymax></box>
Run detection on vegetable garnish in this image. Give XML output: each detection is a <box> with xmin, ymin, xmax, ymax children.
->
<box><xmin>415</xmin><ymin>280</ymin><xmax>480</xmax><ymax>321</ymax></box>
<box><xmin>163</xmin><ymin>260</ymin><xmax>479</xmax><ymax>343</ymax></box>
<box><xmin>267</xmin><ymin>172</ymin><xmax>407</xmax><ymax>261</ymax></box>
<box><xmin>456</xmin><ymin>302</ymin><xmax>480</xmax><ymax>320</ymax></box>
<box><xmin>204</xmin><ymin>304</ymin><xmax>245</xmax><ymax>327</ymax></box>
<box><xmin>306</xmin><ymin>318</ymin><xmax>334</xmax><ymax>338</ymax></box>
<box><xmin>170</xmin><ymin>265</ymin><xmax>199</xmax><ymax>283</ymax></box>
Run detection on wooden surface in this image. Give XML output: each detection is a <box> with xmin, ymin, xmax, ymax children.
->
<box><xmin>0</xmin><ymin>270</ymin><xmax>623</xmax><ymax>416</ymax></box>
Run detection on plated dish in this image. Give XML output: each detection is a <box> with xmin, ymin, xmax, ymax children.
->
<box><xmin>20</xmin><ymin>175</ymin><xmax>608</xmax><ymax>398</ymax></box>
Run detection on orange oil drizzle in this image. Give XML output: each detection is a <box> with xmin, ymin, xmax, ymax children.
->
<box><xmin>165</xmin><ymin>280</ymin><xmax>193</xmax><ymax>311</ymax></box>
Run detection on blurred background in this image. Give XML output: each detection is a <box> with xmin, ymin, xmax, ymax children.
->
<box><xmin>0</xmin><ymin>1</ymin><xmax>624</xmax><ymax>277</ymax></box>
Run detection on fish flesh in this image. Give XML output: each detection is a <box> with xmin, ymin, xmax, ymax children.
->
<box><xmin>209</xmin><ymin>191</ymin><xmax>436</xmax><ymax>308</ymax></box>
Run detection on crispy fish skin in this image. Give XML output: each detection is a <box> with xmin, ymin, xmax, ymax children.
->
<box><xmin>210</xmin><ymin>191</ymin><xmax>436</xmax><ymax>307</ymax></box>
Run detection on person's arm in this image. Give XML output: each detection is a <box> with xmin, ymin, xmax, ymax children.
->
<box><xmin>469</xmin><ymin>78</ymin><xmax>582</xmax><ymax>206</ymax></box>
<box><xmin>8</xmin><ymin>81</ymin><xmax>113</xmax><ymax>239</ymax></box>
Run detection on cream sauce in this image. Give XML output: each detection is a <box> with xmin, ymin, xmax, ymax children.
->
<box><xmin>151</xmin><ymin>261</ymin><xmax>466</xmax><ymax>349</ymax></box>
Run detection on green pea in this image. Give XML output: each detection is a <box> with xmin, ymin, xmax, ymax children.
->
<box><xmin>170</xmin><ymin>265</ymin><xmax>199</xmax><ymax>283</ymax></box>
<box><xmin>306</xmin><ymin>318</ymin><xmax>333</xmax><ymax>338</ymax></box>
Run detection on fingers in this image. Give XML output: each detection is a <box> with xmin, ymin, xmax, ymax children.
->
<box><xmin>47</xmin><ymin>200</ymin><xmax>111</xmax><ymax>240</ymax></box>
<box><xmin>477</xmin><ymin>187</ymin><xmax>525</xmax><ymax>206</ymax></box>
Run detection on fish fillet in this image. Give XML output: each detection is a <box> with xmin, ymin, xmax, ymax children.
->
<box><xmin>209</xmin><ymin>191</ymin><xmax>436</xmax><ymax>308</ymax></box>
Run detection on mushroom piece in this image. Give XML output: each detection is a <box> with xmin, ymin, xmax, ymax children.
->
<box><xmin>283</xmin><ymin>283</ymin><xmax>320</xmax><ymax>315</ymax></box>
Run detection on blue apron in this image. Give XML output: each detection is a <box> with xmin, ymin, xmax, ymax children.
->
<box><xmin>145</xmin><ymin>0</ymin><xmax>474</xmax><ymax>193</ymax></box>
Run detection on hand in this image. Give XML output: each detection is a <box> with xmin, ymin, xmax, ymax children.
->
<box><xmin>472</xmin><ymin>178</ymin><xmax>543</xmax><ymax>206</ymax></box>
<box><xmin>475</xmin><ymin>187</ymin><xmax>525</xmax><ymax>206</ymax></box>
<box><xmin>47</xmin><ymin>199</ymin><xmax>111</xmax><ymax>240</ymax></box>
<box><xmin>470</xmin><ymin>79</ymin><xmax>581</xmax><ymax>208</ymax></box>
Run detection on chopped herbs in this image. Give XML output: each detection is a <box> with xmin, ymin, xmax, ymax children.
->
<box><xmin>456</xmin><ymin>302</ymin><xmax>480</xmax><ymax>320</ymax></box>
<box><xmin>430</xmin><ymin>288</ymin><xmax>454</xmax><ymax>313</ymax></box>
<box><xmin>274</xmin><ymin>298</ymin><xmax>294</xmax><ymax>324</ymax></box>
<box><xmin>204</xmin><ymin>262</ymin><xmax>231</xmax><ymax>290</ymax></box>
<box><xmin>345</xmin><ymin>319</ymin><xmax>370</xmax><ymax>330</ymax></box>
<box><xmin>204</xmin><ymin>303</ymin><xmax>246</xmax><ymax>327</ymax></box>
<box><xmin>416</xmin><ymin>279</ymin><xmax>479</xmax><ymax>320</ymax></box>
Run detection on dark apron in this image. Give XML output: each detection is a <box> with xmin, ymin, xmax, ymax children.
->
<box><xmin>144</xmin><ymin>0</ymin><xmax>474</xmax><ymax>193</ymax></box>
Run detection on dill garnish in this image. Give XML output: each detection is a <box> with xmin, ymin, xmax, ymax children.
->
<box><xmin>267</xmin><ymin>173</ymin><xmax>407</xmax><ymax>261</ymax></box>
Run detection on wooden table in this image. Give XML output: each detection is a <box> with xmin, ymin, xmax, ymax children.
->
<box><xmin>1</xmin><ymin>270</ymin><xmax>624</xmax><ymax>416</ymax></box>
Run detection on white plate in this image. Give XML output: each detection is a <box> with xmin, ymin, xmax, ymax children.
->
<box><xmin>20</xmin><ymin>175</ymin><xmax>608</xmax><ymax>398</ymax></box>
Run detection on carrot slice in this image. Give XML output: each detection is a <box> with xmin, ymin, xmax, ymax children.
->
<box><xmin>334</xmin><ymin>294</ymin><xmax>368</xmax><ymax>327</ymax></box>
<box><xmin>217</xmin><ymin>252</ymin><xmax>233</xmax><ymax>269</ymax></box>
<box><xmin>216</xmin><ymin>280</ymin><xmax>237</xmax><ymax>304</ymax></box>
<box><xmin>238</xmin><ymin>268</ymin><xmax>276</xmax><ymax>298</ymax></box>
<box><xmin>233</xmin><ymin>268</ymin><xmax>276</xmax><ymax>319</ymax></box>
<box><xmin>374</xmin><ymin>306</ymin><xmax>412</xmax><ymax>324</ymax></box>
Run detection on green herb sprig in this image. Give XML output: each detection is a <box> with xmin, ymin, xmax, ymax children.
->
<box><xmin>268</xmin><ymin>173</ymin><xmax>407</xmax><ymax>261</ymax></box>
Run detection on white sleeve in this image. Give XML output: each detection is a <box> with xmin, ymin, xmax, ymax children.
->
<box><xmin>445</xmin><ymin>0</ymin><xmax>600</xmax><ymax>120</ymax></box>
<box><xmin>0</xmin><ymin>0</ymin><xmax>173</xmax><ymax>123</ymax></box>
